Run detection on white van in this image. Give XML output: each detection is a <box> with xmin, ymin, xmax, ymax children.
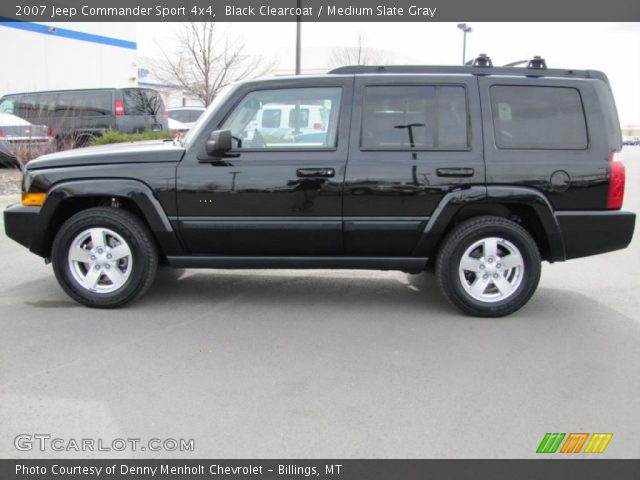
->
<box><xmin>248</xmin><ymin>103</ymin><xmax>329</xmax><ymax>143</ymax></box>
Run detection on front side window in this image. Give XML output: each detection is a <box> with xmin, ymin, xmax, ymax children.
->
<box><xmin>221</xmin><ymin>87</ymin><xmax>342</xmax><ymax>150</ymax></box>
<box><xmin>490</xmin><ymin>85</ymin><xmax>587</xmax><ymax>150</ymax></box>
<box><xmin>361</xmin><ymin>85</ymin><xmax>468</xmax><ymax>150</ymax></box>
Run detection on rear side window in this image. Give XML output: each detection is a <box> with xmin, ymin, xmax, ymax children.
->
<box><xmin>53</xmin><ymin>91</ymin><xmax>112</xmax><ymax>117</ymax></box>
<box><xmin>123</xmin><ymin>89</ymin><xmax>164</xmax><ymax>116</ymax></box>
<box><xmin>1</xmin><ymin>91</ymin><xmax>112</xmax><ymax>118</ymax></box>
<box><xmin>361</xmin><ymin>85</ymin><xmax>468</xmax><ymax>150</ymax></box>
<box><xmin>490</xmin><ymin>86</ymin><xmax>587</xmax><ymax>150</ymax></box>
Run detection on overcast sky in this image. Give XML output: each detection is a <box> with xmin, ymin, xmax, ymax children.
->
<box><xmin>138</xmin><ymin>22</ymin><xmax>640</xmax><ymax>125</ymax></box>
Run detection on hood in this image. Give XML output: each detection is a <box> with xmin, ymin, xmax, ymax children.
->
<box><xmin>26</xmin><ymin>140</ymin><xmax>185</xmax><ymax>170</ymax></box>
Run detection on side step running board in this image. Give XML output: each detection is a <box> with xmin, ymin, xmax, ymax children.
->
<box><xmin>166</xmin><ymin>256</ymin><xmax>429</xmax><ymax>272</ymax></box>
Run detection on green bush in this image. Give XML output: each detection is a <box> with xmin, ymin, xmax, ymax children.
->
<box><xmin>90</xmin><ymin>130</ymin><xmax>175</xmax><ymax>146</ymax></box>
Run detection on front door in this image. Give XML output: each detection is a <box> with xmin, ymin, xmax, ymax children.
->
<box><xmin>176</xmin><ymin>78</ymin><xmax>352</xmax><ymax>255</ymax></box>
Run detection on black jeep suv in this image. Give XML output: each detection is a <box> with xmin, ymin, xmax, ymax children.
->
<box><xmin>4</xmin><ymin>57</ymin><xmax>636</xmax><ymax>316</ymax></box>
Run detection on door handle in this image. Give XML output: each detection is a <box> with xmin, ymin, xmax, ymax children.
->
<box><xmin>436</xmin><ymin>168</ymin><xmax>475</xmax><ymax>178</ymax></box>
<box><xmin>296</xmin><ymin>168</ymin><xmax>335</xmax><ymax>178</ymax></box>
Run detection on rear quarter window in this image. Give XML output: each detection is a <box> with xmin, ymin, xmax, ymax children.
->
<box><xmin>123</xmin><ymin>89</ymin><xmax>164</xmax><ymax>116</ymax></box>
<box><xmin>490</xmin><ymin>85</ymin><xmax>587</xmax><ymax>150</ymax></box>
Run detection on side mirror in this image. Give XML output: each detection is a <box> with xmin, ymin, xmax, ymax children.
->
<box><xmin>205</xmin><ymin>129</ymin><xmax>233</xmax><ymax>156</ymax></box>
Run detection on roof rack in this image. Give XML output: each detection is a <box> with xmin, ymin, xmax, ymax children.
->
<box><xmin>327</xmin><ymin>55</ymin><xmax>603</xmax><ymax>82</ymax></box>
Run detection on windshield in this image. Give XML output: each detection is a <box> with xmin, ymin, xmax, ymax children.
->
<box><xmin>179</xmin><ymin>85</ymin><xmax>235</xmax><ymax>147</ymax></box>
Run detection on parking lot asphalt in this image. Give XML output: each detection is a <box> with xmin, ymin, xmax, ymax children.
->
<box><xmin>1</xmin><ymin>149</ymin><xmax>639</xmax><ymax>459</ymax></box>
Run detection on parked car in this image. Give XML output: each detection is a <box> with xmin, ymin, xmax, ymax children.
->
<box><xmin>0</xmin><ymin>113</ymin><xmax>52</xmax><ymax>168</ymax></box>
<box><xmin>0</xmin><ymin>88</ymin><xmax>168</xmax><ymax>148</ymax></box>
<box><xmin>3</xmin><ymin>57</ymin><xmax>635</xmax><ymax>316</ymax></box>
<box><xmin>622</xmin><ymin>135</ymin><xmax>639</xmax><ymax>146</ymax></box>
<box><xmin>168</xmin><ymin>106</ymin><xmax>205</xmax><ymax>129</ymax></box>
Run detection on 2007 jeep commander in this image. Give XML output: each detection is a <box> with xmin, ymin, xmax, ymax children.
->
<box><xmin>4</xmin><ymin>56</ymin><xmax>636</xmax><ymax>316</ymax></box>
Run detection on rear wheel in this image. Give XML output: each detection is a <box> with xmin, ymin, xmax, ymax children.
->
<box><xmin>435</xmin><ymin>216</ymin><xmax>541</xmax><ymax>317</ymax></box>
<box><xmin>52</xmin><ymin>207</ymin><xmax>158</xmax><ymax>308</ymax></box>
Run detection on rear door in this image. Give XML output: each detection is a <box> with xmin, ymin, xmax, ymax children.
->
<box><xmin>344</xmin><ymin>75</ymin><xmax>484</xmax><ymax>256</ymax></box>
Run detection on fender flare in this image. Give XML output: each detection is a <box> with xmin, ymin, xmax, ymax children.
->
<box><xmin>413</xmin><ymin>185</ymin><xmax>566</xmax><ymax>261</ymax></box>
<box><xmin>30</xmin><ymin>179</ymin><xmax>182</xmax><ymax>257</ymax></box>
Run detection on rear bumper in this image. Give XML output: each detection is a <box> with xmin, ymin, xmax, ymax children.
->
<box><xmin>4</xmin><ymin>203</ymin><xmax>40</xmax><ymax>252</ymax></box>
<box><xmin>556</xmin><ymin>210</ymin><xmax>636</xmax><ymax>260</ymax></box>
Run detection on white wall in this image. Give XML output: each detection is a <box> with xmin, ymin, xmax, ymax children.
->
<box><xmin>0</xmin><ymin>22</ymin><xmax>138</xmax><ymax>97</ymax></box>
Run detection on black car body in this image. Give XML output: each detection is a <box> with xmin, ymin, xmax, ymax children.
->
<box><xmin>0</xmin><ymin>88</ymin><xmax>168</xmax><ymax>147</ymax></box>
<box><xmin>4</xmin><ymin>58</ymin><xmax>636</xmax><ymax>316</ymax></box>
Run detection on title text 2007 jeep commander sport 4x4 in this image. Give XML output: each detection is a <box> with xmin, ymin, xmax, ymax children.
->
<box><xmin>4</xmin><ymin>57</ymin><xmax>636</xmax><ymax>317</ymax></box>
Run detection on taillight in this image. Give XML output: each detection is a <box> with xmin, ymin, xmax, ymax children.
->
<box><xmin>114</xmin><ymin>100</ymin><xmax>124</xmax><ymax>116</ymax></box>
<box><xmin>607</xmin><ymin>150</ymin><xmax>625</xmax><ymax>210</ymax></box>
<box><xmin>47</xmin><ymin>127</ymin><xmax>54</xmax><ymax>137</ymax></box>
<box><xmin>0</xmin><ymin>129</ymin><xmax>4</xmax><ymax>138</ymax></box>
<box><xmin>313</xmin><ymin>122</ymin><xmax>322</xmax><ymax>130</ymax></box>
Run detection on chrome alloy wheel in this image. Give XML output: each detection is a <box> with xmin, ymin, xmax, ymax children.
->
<box><xmin>67</xmin><ymin>227</ymin><xmax>133</xmax><ymax>293</ymax></box>
<box><xmin>458</xmin><ymin>237</ymin><xmax>524</xmax><ymax>303</ymax></box>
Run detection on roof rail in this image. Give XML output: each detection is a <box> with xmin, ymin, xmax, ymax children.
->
<box><xmin>328</xmin><ymin>64</ymin><xmax>586</xmax><ymax>77</ymax></box>
<box><xmin>326</xmin><ymin>57</ymin><xmax>608</xmax><ymax>82</ymax></box>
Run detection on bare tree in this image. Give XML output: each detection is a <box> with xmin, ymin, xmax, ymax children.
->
<box><xmin>330</xmin><ymin>33</ymin><xmax>387</xmax><ymax>67</ymax></box>
<box><xmin>154</xmin><ymin>22</ymin><xmax>272</xmax><ymax>106</ymax></box>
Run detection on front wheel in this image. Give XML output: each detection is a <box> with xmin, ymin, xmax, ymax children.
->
<box><xmin>435</xmin><ymin>216</ymin><xmax>541</xmax><ymax>317</ymax></box>
<box><xmin>52</xmin><ymin>207</ymin><xmax>158</xmax><ymax>308</ymax></box>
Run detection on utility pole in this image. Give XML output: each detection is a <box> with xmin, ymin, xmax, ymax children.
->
<box><xmin>457</xmin><ymin>23</ymin><xmax>472</xmax><ymax>64</ymax></box>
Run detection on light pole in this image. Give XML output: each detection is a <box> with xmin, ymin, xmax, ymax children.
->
<box><xmin>295</xmin><ymin>0</ymin><xmax>301</xmax><ymax>74</ymax></box>
<box><xmin>457</xmin><ymin>23</ymin><xmax>472</xmax><ymax>65</ymax></box>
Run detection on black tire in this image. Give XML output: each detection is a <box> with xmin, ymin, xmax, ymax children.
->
<box><xmin>435</xmin><ymin>216</ymin><xmax>541</xmax><ymax>317</ymax></box>
<box><xmin>51</xmin><ymin>207</ymin><xmax>158</xmax><ymax>308</ymax></box>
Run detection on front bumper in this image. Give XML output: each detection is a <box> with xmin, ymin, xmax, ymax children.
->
<box><xmin>4</xmin><ymin>203</ymin><xmax>41</xmax><ymax>252</ymax></box>
<box><xmin>556</xmin><ymin>210</ymin><xmax>636</xmax><ymax>260</ymax></box>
